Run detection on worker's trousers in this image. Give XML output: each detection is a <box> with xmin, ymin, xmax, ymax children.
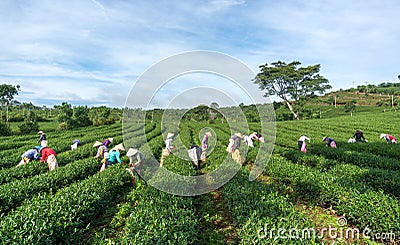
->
<box><xmin>232</xmin><ymin>149</ymin><xmax>242</xmax><ymax>164</ymax></box>
<box><xmin>47</xmin><ymin>154</ymin><xmax>58</xmax><ymax>171</ymax></box>
<box><xmin>160</xmin><ymin>149</ymin><xmax>171</xmax><ymax>166</ymax></box>
<box><xmin>17</xmin><ymin>157</ymin><xmax>30</xmax><ymax>167</ymax></box>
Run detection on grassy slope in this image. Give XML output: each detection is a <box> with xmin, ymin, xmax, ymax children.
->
<box><xmin>272</xmin><ymin>89</ymin><xmax>399</xmax><ymax>121</ymax></box>
<box><xmin>323</xmin><ymin>91</ymin><xmax>400</xmax><ymax>106</ymax></box>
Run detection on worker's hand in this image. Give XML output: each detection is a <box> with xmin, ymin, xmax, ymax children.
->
<box><xmin>365</xmin><ymin>139</ymin><xmax>368</xmax><ymax>143</ymax></box>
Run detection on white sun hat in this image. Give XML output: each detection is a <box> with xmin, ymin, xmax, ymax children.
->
<box><xmin>114</xmin><ymin>143</ymin><xmax>125</xmax><ymax>152</ymax></box>
<box><xmin>126</xmin><ymin>148</ymin><xmax>138</xmax><ymax>157</ymax></box>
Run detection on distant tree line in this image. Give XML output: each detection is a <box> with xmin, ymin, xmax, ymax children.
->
<box><xmin>55</xmin><ymin>102</ymin><xmax>118</xmax><ymax>130</ymax></box>
<box><xmin>348</xmin><ymin>82</ymin><xmax>400</xmax><ymax>95</ymax></box>
<box><xmin>0</xmin><ymin>83</ymin><xmax>123</xmax><ymax>135</ymax></box>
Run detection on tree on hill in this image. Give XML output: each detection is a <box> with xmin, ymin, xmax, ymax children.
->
<box><xmin>89</xmin><ymin>106</ymin><xmax>115</xmax><ymax>126</ymax></box>
<box><xmin>19</xmin><ymin>110</ymin><xmax>40</xmax><ymax>134</ymax></box>
<box><xmin>183</xmin><ymin>105</ymin><xmax>222</xmax><ymax>122</ymax></box>
<box><xmin>210</xmin><ymin>102</ymin><xmax>219</xmax><ymax>110</ymax></box>
<box><xmin>344</xmin><ymin>100</ymin><xmax>356</xmax><ymax>116</ymax></box>
<box><xmin>55</xmin><ymin>102</ymin><xmax>92</xmax><ymax>129</ymax></box>
<box><xmin>26</xmin><ymin>110</ymin><xmax>37</xmax><ymax>123</ymax></box>
<box><xmin>73</xmin><ymin>106</ymin><xmax>91</xmax><ymax>127</ymax></box>
<box><xmin>184</xmin><ymin>105</ymin><xmax>210</xmax><ymax>121</ymax></box>
<box><xmin>209</xmin><ymin>102</ymin><xmax>219</xmax><ymax>121</ymax></box>
<box><xmin>0</xmin><ymin>84</ymin><xmax>20</xmax><ymax>122</ymax></box>
<box><xmin>254</xmin><ymin>61</ymin><xmax>331</xmax><ymax>120</ymax></box>
<box><xmin>55</xmin><ymin>102</ymin><xmax>74</xmax><ymax>126</ymax></box>
<box><xmin>240</xmin><ymin>104</ymin><xmax>260</xmax><ymax>122</ymax></box>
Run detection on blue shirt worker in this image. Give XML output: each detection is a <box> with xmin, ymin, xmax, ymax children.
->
<box><xmin>17</xmin><ymin>146</ymin><xmax>41</xmax><ymax>167</ymax></box>
<box><xmin>105</xmin><ymin>143</ymin><xmax>125</xmax><ymax>169</ymax></box>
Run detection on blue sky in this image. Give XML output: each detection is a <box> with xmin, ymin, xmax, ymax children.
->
<box><xmin>0</xmin><ymin>0</ymin><xmax>399</xmax><ymax>108</ymax></box>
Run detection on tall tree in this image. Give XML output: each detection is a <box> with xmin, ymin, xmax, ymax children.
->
<box><xmin>26</xmin><ymin>110</ymin><xmax>37</xmax><ymax>123</ymax></box>
<box><xmin>210</xmin><ymin>102</ymin><xmax>219</xmax><ymax>110</ymax></box>
<box><xmin>0</xmin><ymin>84</ymin><xmax>20</xmax><ymax>122</ymax></box>
<box><xmin>344</xmin><ymin>100</ymin><xmax>356</xmax><ymax>116</ymax></box>
<box><xmin>55</xmin><ymin>102</ymin><xmax>73</xmax><ymax>124</ymax></box>
<box><xmin>73</xmin><ymin>106</ymin><xmax>91</xmax><ymax>127</ymax></box>
<box><xmin>344</xmin><ymin>100</ymin><xmax>357</xmax><ymax>116</ymax></box>
<box><xmin>89</xmin><ymin>106</ymin><xmax>113</xmax><ymax>126</ymax></box>
<box><xmin>209</xmin><ymin>102</ymin><xmax>220</xmax><ymax>121</ymax></box>
<box><xmin>254</xmin><ymin>61</ymin><xmax>331</xmax><ymax>120</ymax></box>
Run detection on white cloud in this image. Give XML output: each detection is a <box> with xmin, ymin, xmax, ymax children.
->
<box><xmin>198</xmin><ymin>0</ymin><xmax>246</xmax><ymax>13</ymax></box>
<box><xmin>0</xmin><ymin>0</ymin><xmax>399</xmax><ymax>107</ymax></box>
<box><xmin>245</xmin><ymin>0</ymin><xmax>400</xmax><ymax>87</ymax></box>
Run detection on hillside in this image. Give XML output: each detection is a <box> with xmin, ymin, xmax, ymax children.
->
<box><xmin>269</xmin><ymin>83</ymin><xmax>400</xmax><ymax>121</ymax></box>
<box><xmin>321</xmin><ymin>90</ymin><xmax>400</xmax><ymax>107</ymax></box>
<box><xmin>315</xmin><ymin>83</ymin><xmax>400</xmax><ymax>107</ymax></box>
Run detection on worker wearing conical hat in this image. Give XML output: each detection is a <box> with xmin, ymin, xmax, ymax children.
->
<box><xmin>126</xmin><ymin>148</ymin><xmax>145</xmax><ymax>183</ymax></box>
<box><xmin>17</xmin><ymin>146</ymin><xmax>42</xmax><ymax>167</ymax></box>
<box><xmin>228</xmin><ymin>133</ymin><xmax>243</xmax><ymax>164</ymax></box>
<box><xmin>104</xmin><ymin>143</ymin><xmax>125</xmax><ymax>170</ymax></box>
<box><xmin>160</xmin><ymin>133</ymin><xmax>175</xmax><ymax>167</ymax></box>
<box><xmin>201</xmin><ymin>132</ymin><xmax>212</xmax><ymax>162</ymax></box>
<box><xmin>353</xmin><ymin>130</ymin><xmax>367</xmax><ymax>143</ymax></box>
<box><xmin>93</xmin><ymin>141</ymin><xmax>109</xmax><ymax>172</ymax></box>
<box><xmin>40</xmin><ymin>141</ymin><xmax>58</xmax><ymax>171</ymax></box>
<box><xmin>102</xmin><ymin>138</ymin><xmax>113</xmax><ymax>148</ymax></box>
<box><xmin>37</xmin><ymin>131</ymin><xmax>46</xmax><ymax>143</ymax></box>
